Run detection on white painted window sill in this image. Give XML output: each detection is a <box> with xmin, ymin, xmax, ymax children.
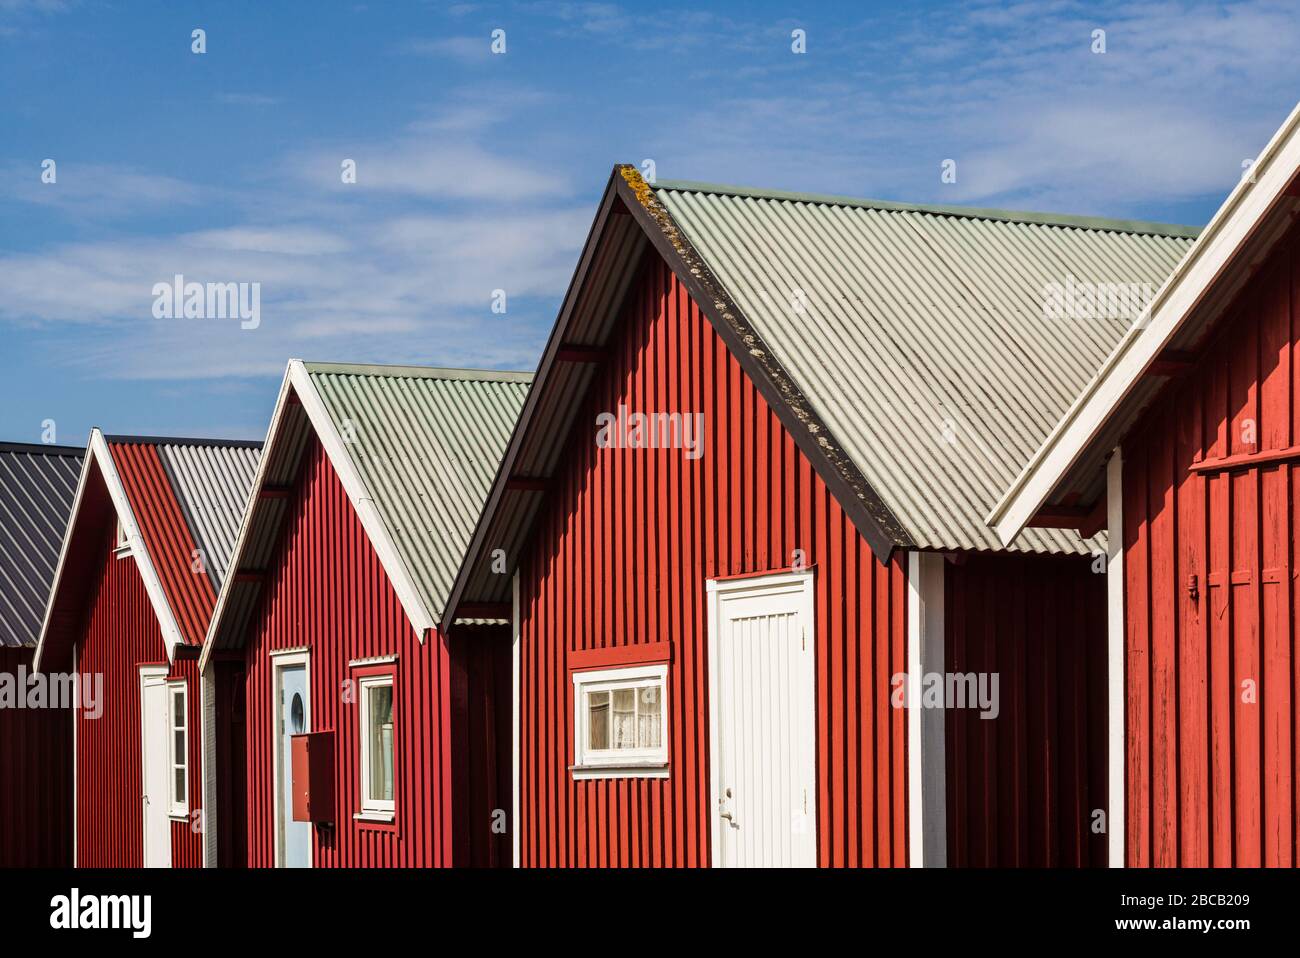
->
<box><xmin>570</xmin><ymin>764</ymin><xmax>670</xmax><ymax>781</ymax></box>
<box><xmin>353</xmin><ymin>810</ymin><xmax>396</xmax><ymax>823</ymax></box>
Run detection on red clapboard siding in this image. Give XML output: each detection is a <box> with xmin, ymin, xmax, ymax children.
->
<box><xmin>239</xmin><ymin>438</ymin><xmax>508</xmax><ymax>867</ymax></box>
<box><xmin>944</xmin><ymin>553</ymin><xmax>1108</xmax><ymax>867</ymax></box>
<box><xmin>1122</xmin><ymin>223</ymin><xmax>1300</xmax><ymax>867</ymax></box>
<box><xmin>0</xmin><ymin>647</ymin><xmax>72</xmax><ymax>866</ymax></box>
<box><xmin>74</xmin><ymin>521</ymin><xmax>169</xmax><ymax>868</ymax></box>
<box><xmin>517</xmin><ymin>254</ymin><xmax>909</xmax><ymax>868</ymax></box>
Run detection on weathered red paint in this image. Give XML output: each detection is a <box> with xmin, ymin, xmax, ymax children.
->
<box><xmin>232</xmin><ymin>438</ymin><xmax>509</xmax><ymax>867</ymax></box>
<box><xmin>1121</xmin><ymin>220</ymin><xmax>1300</xmax><ymax>867</ymax></box>
<box><xmin>0</xmin><ymin>647</ymin><xmax>72</xmax><ymax>866</ymax></box>
<box><xmin>516</xmin><ymin>255</ymin><xmax>910</xmax><ymax>867</ymax></box>
<box><xmin>944</xmin><ymin>552</ymin><xmax>1108</xmax><ymax>867</ymax></box>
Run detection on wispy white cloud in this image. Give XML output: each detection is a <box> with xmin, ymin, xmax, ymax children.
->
<box><xmin>0</xmin><ymin>162</ymin><xmax>204</xmax><ymax>215</ymax></box>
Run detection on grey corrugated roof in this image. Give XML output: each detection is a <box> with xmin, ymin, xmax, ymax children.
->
<box><xmin>304</xmin><ymin>363</ymin><xmax>532</xmax><ymax>620</ymax></box>
<box><xmin>155</xmin><ymin>441</ymin><xmax>262</xmax><ymax>587</ymax></box>
<box><xmin>654</xmin><ymin>180</ymin><xmax>1197</xmax><ymax>553</ymax></box>
<box><xmin>0</xmin><ymin>443</ymin><xmax>83</xmax><ymax>647</ymax></box>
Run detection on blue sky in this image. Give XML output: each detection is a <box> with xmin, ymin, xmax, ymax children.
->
<box><xmin>2</xmin><ymin>0</ymin><xmax>1299</xmax><ymax>443</ymax></box>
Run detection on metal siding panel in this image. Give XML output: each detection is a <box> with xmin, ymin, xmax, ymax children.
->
<box><xmin>943</xmin><ymin>553</ymin><xmax>1108</xmax><ymax>866</ymax></box>
<box><xmin>517</xmin><ymin>259</ymin><xmax>910</xmax><ymax>867</ymax></box>
<box><xmin>0</xmin><ymin>445</ymin><xmax>83</xmax><ymax>647</ymax></box>
<box><xmin>74</xmin><ymin>521</ymin><xmax>169</xmax><ymax>867</ymax></box>
<box><xmin>0</xmin><ymin>647</ymin><xmax>72</xmax><ymax>865</ymax></box>
<box><xmin>655</xmin><ymin>185</ymin><xmax>1194</xmax><ymax>554</ymax></box>
<box><xmin>234</xmin><ymin>438</ymin><xmax>506</xmax><ymax>867</ymax></box>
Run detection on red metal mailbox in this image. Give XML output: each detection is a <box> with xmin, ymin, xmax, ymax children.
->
<box><xmin>291</xmin><ymin>731</ymin><xmax>335</xmax><ymax>823</ymax></box>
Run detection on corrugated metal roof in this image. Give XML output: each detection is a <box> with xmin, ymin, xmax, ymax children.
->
<box><xmin>107</xmin><ymin>436</ymin><xmax>261</xmax><ymax>645</ymax></box>
<box><xmin>304</xmin><ymin>363</ymin><xmax>531</xmax><ymax>622</ymax></box>
<box><xmin>156</xmin><ymin>442</ymin><xmax>261</xmax><ymax>586</ymax></box>
<box><xmin>654</xmin><ymin>180</ymin><xmax>1197</xmax><ymax>553</ymax></box>
<box><xmin>0</xmin><ymin>443</ymin><xmax>83</xmax><ymax>647</ymax></box>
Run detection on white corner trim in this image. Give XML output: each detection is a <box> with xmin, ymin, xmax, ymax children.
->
<box><xmin>907</xmin><ymin>551</ymin><xmax>947</xmax><ymax>868</ymax></box>
<box><xmin>988</xmin><ymin>100</ymin><xmax>1300</xmax><ymax>546</ymax></box>
<box><xmin>511</xmin><ymin>569</ymin><xmax>521</xmax><ymax>869</ymax></box>
<box><xmin>1106</xmin><ymin>449</ymin><xmax>1126</xmax><ymax>868</ymax></box>
<box><xmin>288</xmin><ymin>360</ymin><xmax>436</xmax><ymax>640</ymax></box>
<box><xmin>91</xmin><ymin>431</ymin><xmax>187</xmax><ymax>662</ymax></box>
<box><xmin>34</xmin><ymin>442</ymin><xmax>95</xmax><ymax>674</ymax></box>
<box><xmin>35</xmin><ymin>431</ymin><xmax>186</xmax><ymax>670</ymax></box>
<box><xmin>200</xmin><ymin>662</ymin><xmax>218</xmax><ymax>868</ymax></box>
<box><xmin>198</xmin><ymin>364</ymin><xmax>295</xmax><ymax>674</ymax></box>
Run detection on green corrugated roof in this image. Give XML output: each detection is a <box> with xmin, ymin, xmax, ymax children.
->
<box><xmin>304</xmin><ymin>362</ymin><xmax>531</xmax><ymax>618</ymax></box>
<box><xmin>655</xmin><ymin>181</ymin><xmax>1199</xmax><ymax>554</ymax></box>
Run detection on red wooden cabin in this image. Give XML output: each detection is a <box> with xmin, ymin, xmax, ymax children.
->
<box><xmin>198</xmin><ymin>361</ymin><xmax>529</xmax><ymax>868</ymax></box>
<box><xmin>443</xmin><ymin>169</ymin><xmax>1197</xmax><ymax>867</ymax></box>
<box><xmin>994</xmin><ymin>101</ymin><xmax>1300</xmax><ymax>867</ymax></box>
<box><xmin>36</xmin><ymin>431</ymin><xmax>259</xmax><ymax>867</ymax></box>
<box><xmin>0</xmin><ymin>441</ymin><xmax>81</xmax><ymax>866</ymax></box>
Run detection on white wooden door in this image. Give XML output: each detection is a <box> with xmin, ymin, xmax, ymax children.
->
<box><xmin>140</xmin><ymin>670</ymin><xmax>172</xmax><ymax>868</ymax></box>
<box><xmin>708</xmin><ymin>571</ymin><xmax>816</xmax><ymax>867</ymax></box>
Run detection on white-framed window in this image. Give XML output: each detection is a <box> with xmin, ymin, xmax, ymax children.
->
<box><xmin>168</xmin><ymin>682</ymin><xmax>188</xmax><ymax>817</ymax></box>
<box><xmin>571</xmin><ymin>664</ymin><xmax>669</xmax><ymax>778</ymax></box>
<box><xmin>358</xmin><ymin>674</ymin><xmax>395</xmax><ymax>817</ymax></box>
<box><xmin>114</xmin><ymin>518</ymin><xmax>130</xmax><ymax>556</ymax></box>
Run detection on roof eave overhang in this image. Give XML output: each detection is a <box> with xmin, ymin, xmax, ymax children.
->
<box><xmin>35</xmin><ymin>430</ymin><xmax>188</xmax><ymax>671</ymax></box>
<box><xmin>988</xmin><ymin>100</ymin><xmax>1300</xmax><ymax>546</ymax></box>
<box><xmin>440</xmin><ymin>166</ymin><xmax>913</xmax><ymax>629</ymax></box>
<box><xmin>198</xmin><ymin>361</ymin><xmax>437</xmax><ymax>674</ymax></box>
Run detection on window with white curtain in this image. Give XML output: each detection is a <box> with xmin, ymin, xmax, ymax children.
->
<box><xmin>359</xmin><ymin>674</ymin><xmax>395</xmax><ymax>815</ymax></box>
<box><xmin>168</xmin><ymin>682</ymin><xmax>188</xmax><ymax>817</ymax></box>
<box><xmin>571</xmin><ymin>664</ymin><xmax>668</xmax><ymax>777</ymax></box>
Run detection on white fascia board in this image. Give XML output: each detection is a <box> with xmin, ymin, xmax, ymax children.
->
<box><xmin>288</xmin><ymin>360</ymin><xmax>437</xmax><ymax>640</ymax></box>
<box><xmin>35</xmin><ymin>430</ymin><xmax>186</xmax><ymax>669</ymax></box>
<box><xmin>93</xmin><ymin>430</ymin><xmax>188</xmax><ymax>662</ymax></box>
<box><xmin>987</xmin><ymin>100</ymin><xmax>1300</xmax><ymax>546</ymax></box>
<box><xmin>33</xmin><ymin>440</ymin><xmax>95</xmax><ymax>674</ymax></box>
<box><xmin>198</xmin><ymin>365</ymin><xmax>295</xmax><ymax>674</ymax></box>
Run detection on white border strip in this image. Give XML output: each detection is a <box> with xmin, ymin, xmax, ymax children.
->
<box><xmin>35</xmin><ymin>430</ymin><xmax>186</xmax><ymax>670</ymax></box>
<box><xmin>989</xmin><ymin>100</ymin><xmax>1300</xmax><ymax>545</ymax></box>
<box><xmin>907</xmin><ymin>551</ymin><xmax>947</xmax><ymax>867</ymax></box>
<box><xmin>1106</xmin><ymin>449</ymin><xmax>1126</xmax><ymax>867</ymax></box>
<box><xmin>511</xmin><ymin>569</ymin><xmax>521</xmax><ymax>869</ymax></box>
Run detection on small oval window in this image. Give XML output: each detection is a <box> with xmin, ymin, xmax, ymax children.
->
<box><xmin>291</xmin><ymin>692</ymin><xmax>305</xmax><ymax>734</ymax></box>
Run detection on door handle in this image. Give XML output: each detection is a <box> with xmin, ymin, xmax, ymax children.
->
<box><xmin>720</xmin><ymin>810</ymin><xmax>738</xmax><ymax>828</ymax></box>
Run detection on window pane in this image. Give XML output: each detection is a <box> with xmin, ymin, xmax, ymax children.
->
<box><xmin>367</xmin><ymin>684</ymin><xmax>394</xmax><ymax>803</ymax></box>
<box><xmin>638</xmin><ymin>684</ymin><xmax>661</xmax><ymax>749</ymax></box>
<box><xmin>612</xmin><ymin>687</ymin><xmax>636</xmax><ymax>749</ymax></box>
<box><xmin>588</xmin><ymin>690</ymin><xmax>609</xmax><ymax>750</ymax></box>
<box><xmin>173</xmin><ymin>692</ymin><xmax>184</xmax><ymax>730</ymax></box>
<box><xmin>174</xmin><ymin>730</ymin><xmax>185</xmax><ymax>758</ymax></box>
<box><xmin>174</xmin><ymin>768</ymin><xmax>186</xmax><ymax>803</ymax></box>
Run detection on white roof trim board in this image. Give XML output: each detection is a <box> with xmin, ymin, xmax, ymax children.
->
<box><xmin>35</xmin><ymin>430</ymin><xmax>187</xmax><ymax>670</ymax></box>
<box><xmin>201</xmin><ymin>359</ymin><xmax>529</xmax><ymax>672</ymax></box>
<box><xmin>288</xmin><ymin>360</ymin><xmax>438</xmax><ymax>637</ymax></box>
<box><xmin>988</xmin><ymin>100</ymin><xmax>1300</xmax><ymax>545</ymax></box>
